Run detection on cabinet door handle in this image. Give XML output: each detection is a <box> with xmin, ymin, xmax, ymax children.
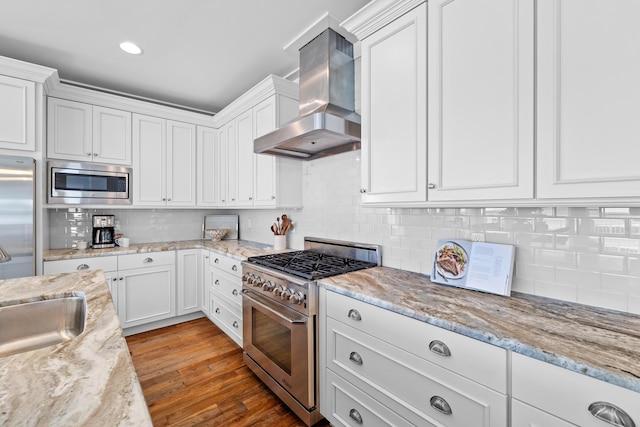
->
<box><xmin>76</xmin><ymin>264</ymin><xmax>90</xmax><ymax>270</ymax></box>
<box><xmin>349</xmin><ymin>409</ymin><xmax>363</xmax><ymax>424</ymax></box>
<box><xmin>93</xmin><ymin>152</ymin><xmax>98</xmax><ymax>157</ymax></box>
<box><xmin>214</xmin><ymin>279</ymin><xmax>220</xmax><ymax>285</ymax></box>
<box><xmin>428</xmin><ymin>183</ymin><xmax>436</xmax><ymax>189</ymax></box>
<box><xmin>111</xmin><ymin>277</ymin><xmax>117</xmax><ymax>282</ymax></box>
<box><xmin>588</xmin><ymin>402</ymin><xmax>635</xmax><ymax>427</ymax></box>
<box><xmin>232</xmin><ymin>289</ymin><xmax>238</xmax><ymax>296</ymax></box>
<box><xmin>359</xmin><ymin>188</ymin><xmax>367</xmax><ymax>194</ymax></box>
<box><xmin>119</xmin><ymin>277</ymin><xmax>124</xmax><ymax>280</ymax></box>
<box><xmin>214</xmin><ymin>258</ymin><xmax>219</xmax><ymax>264</ymax></box>
<box><xmin>430</xmin><ymin>396</ymin><xmax>452</xmax><ymax>415</ymax></box>
<box><xmin>215</xmin><ymin>307</ymin><xmax>220</xmax><ymax>314</ymax></box>
<box><xmin>271</xmin><ymin>195</ymin><xmax>275</xmax><ymax>199</ymax></box>
<box><xmin>143</xmin><ymin>257</ymin><xmax>153</xmax><ymax>263</ymax></box>
<box><xmin>86</xmin><ymin>152</ymin><xmax>92</xmax><ymax>156</ymax></box>
<box><xmin>349</xmin><ymin>351</ymin><xmax>363</xmax><ymax>366</ymax></box>
<box><xmin>429</xmin><ymin>340</ymin><xmax>451</xmax><ymax>357</ymax></box>
<box><xmin>231</xmin><ymin>264</ymin><xmax>238</xmax><ymax>271</ymax></box>
<box><xmin>348</xmin><ymin>309</ymin><xmax>362</xmax><ymax>321</ymax></box>
<box><xmin>232</xmin><ymin>321</ymin><xmax>239</xmax><ymax>328</ymax></box>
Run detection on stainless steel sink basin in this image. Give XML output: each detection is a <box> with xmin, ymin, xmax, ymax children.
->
<box><xmin>0</xmin><ymin>292</ymin><xmax>86</xmax><ymax>358</ymax></box>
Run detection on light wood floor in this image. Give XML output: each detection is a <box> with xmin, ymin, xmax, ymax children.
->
<box><xmin>126</xmin><ymin>318</ymin><xmax>330</xmax><ymax>427</ymax></box>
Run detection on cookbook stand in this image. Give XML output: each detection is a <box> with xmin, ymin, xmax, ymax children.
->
<box><xmin>430</xmin><ymin>239</ymin><xmax>515</xmax><ymax>296</ymax></box>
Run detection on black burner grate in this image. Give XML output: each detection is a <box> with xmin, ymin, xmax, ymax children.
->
<box><xmin>247</xmin><ymin>251</ymin><xmax>377</xmax><ymax>280</ymax></box>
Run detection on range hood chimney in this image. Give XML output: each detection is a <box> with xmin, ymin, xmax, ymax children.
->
<box><xmin>254</xmin><ymin>28</ymin><xmax>361</xmax><ymax>160</ymax></box>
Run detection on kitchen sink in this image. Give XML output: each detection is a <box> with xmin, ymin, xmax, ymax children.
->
<box><xmin>0</xmin><ymin>292</ymin><xmax>86</xmax><ymax>358</ymax></box>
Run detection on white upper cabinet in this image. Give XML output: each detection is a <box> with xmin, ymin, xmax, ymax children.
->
<box><xmin>0</xmin><ymin>74</ymin><xmax>35</xmax><ymax>152</ymax></box>
<box><xmin>48</xmin><ymin>98</ymin><xmax>131</xmax><ymax>165</ymax></box>
<box><xmin>133</xmin><ymin>113</ymin><xmax>196</xmax><ymax>206</ymax></box>
<box><xmin>536</xmin><ymin>0</ymin><xmax>640</xmax><ymax>200</ymax></box>
<box><xmin>427</xmin><ymin>0</ymin><xmax>534</xmax><ymax>201</ymax></box>
<box><xmin>352</xmin><ymin>2</ymin><xmax>428</xmax><ymax>204</ymax></box>
<box><xmin>196</xmin><ymin>126</ymin><xmax>217</xmax><ymax>206</ymax></box>
<box><xmin>211</xmin><ymin>75</ymin><xmax>301</xmax><ymax>209</ymax></box>
<box><xmin>235</xmin><ymin>109</ymin><xmax>254</xmax><ymax>206</ymax></box>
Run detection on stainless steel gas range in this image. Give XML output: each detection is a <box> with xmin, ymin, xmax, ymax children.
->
<box><xmin>241</xmin><ymin>237</ymin><xmax>381</xmax><ymax>426</ymax></box>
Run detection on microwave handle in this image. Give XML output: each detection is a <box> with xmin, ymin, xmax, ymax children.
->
<box><xmin>241</xmin><ymin>289</ymin><xmax>306</xmax><ymax>324</ymax></box>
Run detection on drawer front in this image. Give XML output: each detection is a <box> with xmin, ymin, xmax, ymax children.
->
<box><xmin>118</xmin><ymin>251</ymin><xmax>175</xmax><ymax>270</ymax></box>
<box><xmin>209</xmin><ymin>294</ymin><xmax>242</xmax><ymax>341</ymax></box>
<box><xmin>328</xmin><ymin>317</ymin><xmax>507</xmax><ymax>427</ymax></box>
<box><xmin>512</xmin><ymin>399</ymin><xmax>577</xmax><ymax>427</ymax></box>
<box><xmin>210</xmin><ymin>252</ymin><xmax>242</xmax><ymax>278</ymax></box>
<box><xmin>210</xmin><ymin>274</ymin><xmax>241</xmax><ymax>307</ymax></box>
<box><xmin>512</xmin><ymin>352</ymin><xmax>640</xmax><ymax>427</ymax></box>
<box><xmin>326</xmin><ymin>370</ymin><xmax>417</xmax><ymax>427</ymax></box>
<box><xmin>44</xmin><ymin>256</ymin><xmax>118</xmax><ymax>274</ymax></box>
<box><xmin>325</xmin><ymin>290</ymin><xmax>507</xmax><ymax>392</ymax></box>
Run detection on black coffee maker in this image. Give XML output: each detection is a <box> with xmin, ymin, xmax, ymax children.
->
<box><xmin>92</xmin><ymin>215</ymin><xmax>115</xmax><ymax>248</ymax></box>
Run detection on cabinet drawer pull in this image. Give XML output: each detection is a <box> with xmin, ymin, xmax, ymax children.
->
<box><xmin>215</xmin><ymin>307</ymin><xmax>220</xmax><ymax>314</ymax></box>
<box><xmin>143</xmin><ymin>257</ymin><xmax>153</xmax><ymax>263</ymax></box>
<box><xmin>231</xmin><ymin>264</ymin><xmax>238</xmax><ymax>271</ymax></box>
<box><xmin>232</xmin><ymin>321</ymin><xmax>239</xmax><ymax>328</ymax></box>
<box><xmin>214</xmin><ymin>258</ymin><xmax>219</xmax><ymax>264</ymax></box>
<box><xmin>232</xmin><ymin>289</ymin><xmax>238</xmax><ymax>296</ymax></box>
<box><xmin>588</xmin><ymin>402</ymin><xmax>635</xmax><ymax>427</ymax></box>
<box><xmin>215</xmin><ymin>279</ymin><xmax>220</xmax><ymax>285</ymax></box>
<box><xmin>76</xmin><ymin>264</ymin><xmax>90</xmax><ymax>270</ymax></box>
<box><xmin>429</xmin><ymin>340</ymin><xmax>451</xmax><ymax>357</ymax></box>
<box><xmin>430</xmin><ymin>396</ymin><xmax>452</xmax><ymax>415</ymax></box>
<box><xmin>349</xmin><ymin>351</ymin><xmax>363</xmax><ymax>366</ymax></box>
<box><xmin>347</xmin><ymin>309</ymin><xmax>362</xmax><ymax>321</ymax></box>
<box><xmin>349</xmin><ymin>408</ymin><xmax>363</xmax><ymax>424</ymax></box>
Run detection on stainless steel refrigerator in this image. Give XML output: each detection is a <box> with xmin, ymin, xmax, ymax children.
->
<box><xmin>0</xmin><ymin>155</ymin><xmax>35</xmax><ymax>280</ymax></box>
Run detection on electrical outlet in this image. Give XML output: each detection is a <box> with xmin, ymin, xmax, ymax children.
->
<box><xmin>471</xmin><ymin>232</ymin><xmax>485</xmax><ymax>242</ymax></box>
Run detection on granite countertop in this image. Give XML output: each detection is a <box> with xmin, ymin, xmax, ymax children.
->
<box><xmin>43</xmin><ymin>239</ymin><xmax>279</xmax><ymax>262</ymax></box>
<box><xmin>0</xmin><ymin>270</ymin><xmax>152</xmax><ymax>426</ymax></box>
<box><xmin>320</xmin><ymin>266</ymin><xmax>640</xmax><ymax>394</ymax></box>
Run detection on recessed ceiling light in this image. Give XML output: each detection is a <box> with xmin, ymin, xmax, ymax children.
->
<box><xmin>120</xmin><ymin>41</ymin><xmax>142</xmax><ymax>55</ymax></box>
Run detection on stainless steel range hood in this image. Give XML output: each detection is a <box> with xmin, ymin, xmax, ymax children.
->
<box><xmin>254</xmin><ymin>28</ymin><xmax>360</xmax><ymax>160</ymax></box>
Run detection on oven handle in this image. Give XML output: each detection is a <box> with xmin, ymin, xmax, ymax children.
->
<box><xmin>242</xmin><ymin>289</ymin><xmax>307</xmax><ymax>324</ymax></box>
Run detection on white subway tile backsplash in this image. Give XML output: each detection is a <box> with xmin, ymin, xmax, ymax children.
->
<box><xmin>46</xmin><ymin>150</ymin><xmax>640</xmax><ymax>313</ymax></box>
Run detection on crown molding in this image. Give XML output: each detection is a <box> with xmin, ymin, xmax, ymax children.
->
<box><xmin>0</xmin><ymin>55</ymin><xmax>57</xmax><ymax>85</ymax></box>
<box><xmin>212</xmin><ymin>74</ymin><xmax>298</xmax><ymax>126</ymax></box>
<box><xmin>341</xmin><ymin>0</ymin><xmax>426</xmax><ymax>40</ymax></box>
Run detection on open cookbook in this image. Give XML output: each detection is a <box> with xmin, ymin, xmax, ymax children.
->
<box><xmin>430</xmin><ymin>239</ymin><xmax>516</xmax><ymax>296</ymax></box>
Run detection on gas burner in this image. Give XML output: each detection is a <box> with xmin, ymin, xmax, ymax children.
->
<box><xmin>246</xmin><ymin>250</ymin><xmax>378</xmax><ymax>280</ymax></box>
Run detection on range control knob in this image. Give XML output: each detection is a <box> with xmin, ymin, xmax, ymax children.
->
<box><xmin>261</xmin><ymin>281</ymin><xmax>274</xmax><ymax>292</ymax></box>
<box><xmin>273</xmin><ymin>285</ymin><xmax>285</xmax><ymax>297</ymax></box>
<box><xmin>253</xmin><ymin>277</ymin><xmax>264</xmax><ymax>287</ymax></box>
<box><xmin>289</xmin><ymin>292</ymin><xmax>305</xmax><ymax>305</ymax></box>
<box><xmin>243</xmin><ymin>273</ymin><xmax>252</xmax><ymax>283</ymax></box>
<box><xmin>280</xmin><ymin>288</ymin><xmax>293</xmax><ymax>301</ymax></box>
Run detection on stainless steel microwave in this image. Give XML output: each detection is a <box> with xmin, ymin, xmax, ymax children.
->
<box><xmin>47</xmin><ymin>160</ymin><xmax>132</xmax><ymax>205</ymax></box>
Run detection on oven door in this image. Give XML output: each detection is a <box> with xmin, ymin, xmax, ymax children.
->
<box><xmin>242</xmin><ymin>289</ymin><xmax>314</xmax><ymax>408</ymax></box>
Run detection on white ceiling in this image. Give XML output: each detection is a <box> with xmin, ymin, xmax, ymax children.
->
<box><xmin>0</xmin><ymin>0</ymin><xmax>370</xmax><ymax>114</ymax></box>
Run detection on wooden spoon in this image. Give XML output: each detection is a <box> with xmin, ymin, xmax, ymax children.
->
<box><xmin>270</xmin><ymin>223</ymin><xmax>278</xmax><ymax>235</ymax></box>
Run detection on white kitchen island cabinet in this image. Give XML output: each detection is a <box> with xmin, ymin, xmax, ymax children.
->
<box><xmin>346</xmin><ymin>1</ymin><xmax>428</xmax><ymax>204</ymax></box>
<box><xmin>319</xmin><ymin>288</ymin><xmax>508</xmax><ymax>427</ymax></box>
<box><xmin>536</xmin><ymin>0</ymin><xmax>640</xmax><ymax>200</ymax></box>
<box><xmin>117</xmin><ymin>252</ymin><xmax>176</xmax><ymax>329</ymax></box>
<box><xmin>426</xmin><ymin>0</ymin><xmax>534</xmax><ymax>202</ymax></box>
<box><xmin>133</xmin><ymin>114</ymin><xmax>196</xmax><ymax>207</ymax></box>
<box><xmin>48</xmin><ymin>98</ymin><xmax>132</xmax><ymax>165</ymax></box>
<box><xmin>0</xmin><ymin>74</ymin><xmax>36</xmax><ymax>152</ymax></box>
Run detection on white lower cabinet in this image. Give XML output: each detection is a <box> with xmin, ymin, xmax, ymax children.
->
<box><xmin>207</xmin><ymin>252</ymin><xmax>242</xmax><ymax>346</ymax></box>
<box><xmin>319</xmin><ymin>288</ymin><xmax>508</xmax><ymax>427</ymax></box>
<box><xmin>117</xmin><ymin>252</ymin><xmax>176</xmax><ymax>328</ymax></box>
<box><xmin>176</xmin><ymin>249</ymin><xmax>201</xmax><ymax>316</ymax></box>
<box><xmin>200</xmin><ymin>250</ymin><xmax>211</xmax><ymax>316</ymax></box>
<box><xmin>512</xmin><ymin>352</ymin><xmax>640</xmax><ymax>427</ymax></box>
